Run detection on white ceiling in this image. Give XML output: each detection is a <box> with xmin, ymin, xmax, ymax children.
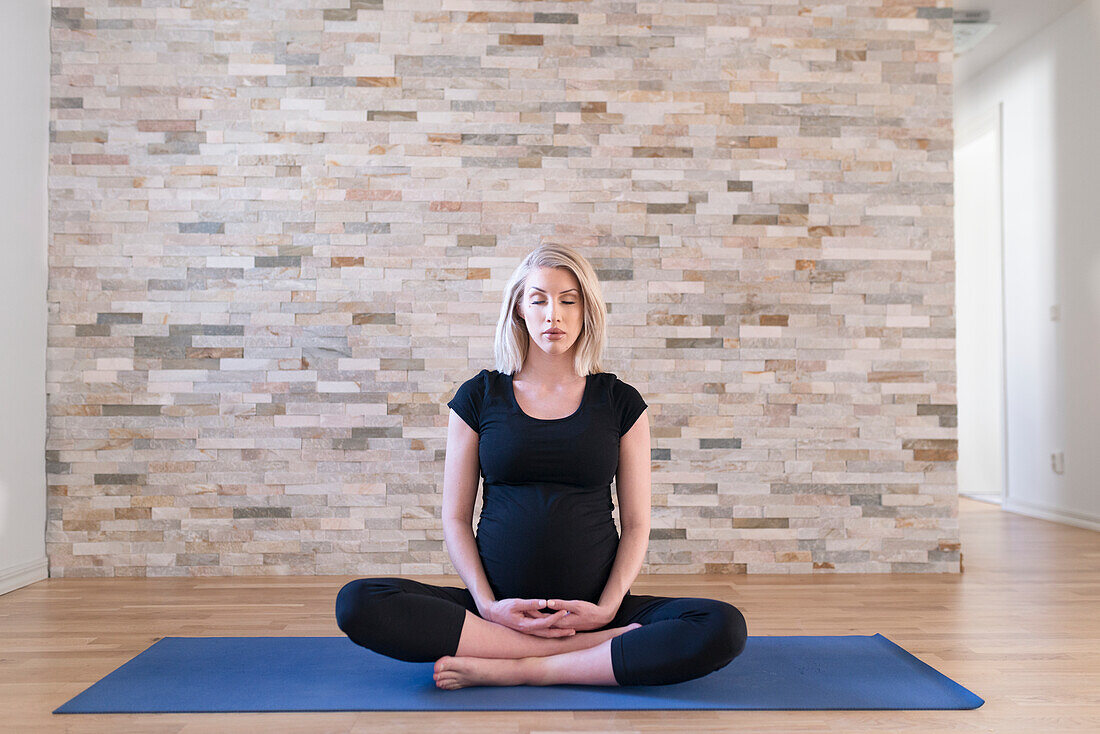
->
<box><xmin>953</xmin><ymin>0</ymin><xmax>1085</xmax><ymax>86</ymax></box>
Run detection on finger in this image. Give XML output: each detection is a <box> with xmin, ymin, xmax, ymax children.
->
<box><xmin>517</xmin><ymin>598</ymin><xmax>548</xmax><ymax>611</ymax></box>
<box><xmin>552</xmin><ymin>614</ymin><xmax>580</xmax><ymax>629</ymax></box>
<box><xmin>547</xmin><ymin>599</ymin><xmax>580</xmax><ymax>613</ymax></box>
<box><xmin>527</xmin><ymin>626</ymin><xmax>576</xmax><ymax>638</ymax></box>
<box><xmin>544</xmin><ymin>620</ymin><xmax>577</xmax><ymax>631</ymax></box>
<box><xmin>522</xmin><ymin>609</ymin><xmax>553</xmax><ymax>619</ymax></box>
<box><xmin>521</xmin><ymin>610</ymin><xmax>567</xmax><ymax>630</ymax></box>
<box><xmin>539</xmin><ymin>608</ymin><xmax>571</xmax><ymax>623</ymax></box>
<box><xmin>527</xmin><ymin>609</ymin><xmax>567</xmax><ymax>628</ymax></box>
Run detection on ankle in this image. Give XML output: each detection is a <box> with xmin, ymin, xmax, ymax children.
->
<box><xmin>517</xmin><ymin>655</ymin><xmax>547</xmax><ymax>686</ymax></box>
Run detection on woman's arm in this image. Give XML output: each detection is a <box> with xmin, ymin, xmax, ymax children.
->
<box><xmin>441</xmin><ymin>410</ymin><xmax>498</xmax><ymax>617</ymax></box>
<box><xmin>596</xmin><ymin>409</ymin><xmax>652</xmax><ymax>614</ymax></box>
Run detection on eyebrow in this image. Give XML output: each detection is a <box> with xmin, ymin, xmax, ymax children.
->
<box><xmin>529</xmin><ymin>287</ymin><xmax>578</xmax><ymax>295</ymax></box>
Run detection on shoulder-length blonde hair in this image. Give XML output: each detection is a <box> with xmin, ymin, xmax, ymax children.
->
<box><xmin>493</xmin><ymin>244</ymin><xmax>608</xmax><ymax>376</ymax></box>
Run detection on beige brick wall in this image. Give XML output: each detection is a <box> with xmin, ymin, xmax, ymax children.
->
<box><xmin>46</xmin><ymin>0</ymin><xmax>960</xmax><ymax>577</ymax></box>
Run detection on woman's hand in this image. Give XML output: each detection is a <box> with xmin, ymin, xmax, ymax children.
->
<box><xmin>483</xmin><ymin>598</ymin><xmax>577</xmax><ymax>638</ymax></box>
<box><xmin>542</xmin><ymin>599</ymin><xmax>617</xmax><ymax>632</ymax></box>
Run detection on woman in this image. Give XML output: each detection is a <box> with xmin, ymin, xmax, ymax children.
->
<box><xmin>336</xmin><ymin>244</ymin><xmax>748</xmax><ymax>689</ymax></box>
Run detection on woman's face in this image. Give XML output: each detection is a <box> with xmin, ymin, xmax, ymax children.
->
<box><xmin>516</xmin><ymin>266</ymin><xmax>585</xmax><ymax>357</ymax></box>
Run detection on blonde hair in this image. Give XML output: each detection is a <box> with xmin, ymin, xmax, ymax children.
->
<box><xmin>493</xmin><ymin>244</ymin><xmax>608</xmax><ymax>376</ymax></box>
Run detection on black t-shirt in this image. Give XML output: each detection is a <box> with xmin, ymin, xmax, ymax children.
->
<box><xmin>447</xmin><ymin>369</ymin><xmax>648</xmax><ymax>604</ymax></box>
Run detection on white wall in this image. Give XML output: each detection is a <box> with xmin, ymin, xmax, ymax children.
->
<box><xmin>0</xmin><ymin>0</ymin><xmax>50</xmax><ymax>594</ymax></box>
<box><xmin>955</xmin><ymin>0</ymin><xmax>1100</xmax><ymax>529</ymax></box>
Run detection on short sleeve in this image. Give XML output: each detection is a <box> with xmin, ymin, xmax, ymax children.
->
<box><xmin>611</xmin><ymin>376</ymin><xmax>648</xmax><ymax>437</ymax></box>
<box><xmin>447</xmin><ymin>369</ymin><xmax>487</xmax><ymax>433</ymax></box>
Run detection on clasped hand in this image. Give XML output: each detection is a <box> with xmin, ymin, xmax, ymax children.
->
<box><xmin>485</xmin><ymin>598</ymin><xmax>615</xmax><ymax>637</ymax></box>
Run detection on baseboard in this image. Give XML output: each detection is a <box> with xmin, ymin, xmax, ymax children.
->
<box><xmin>0</xmin><ymin>556</ymin><xmax>49</xmax><ymax>596</ymax></box>
<box><xmin>1003</xmin><ymin>497</ymin><xmax>1100</xmax><ymax>532</ymax></box>
<box><xmin>960</xmin><ymin>492</ymin><xmax>1002</xmax><ymax>506</ymax></box>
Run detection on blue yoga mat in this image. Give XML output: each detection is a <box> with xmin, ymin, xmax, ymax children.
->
<box><xmin>54</xmin><ymin>634</ymin><xmax>983</xmax><ymax>713</ymax></box>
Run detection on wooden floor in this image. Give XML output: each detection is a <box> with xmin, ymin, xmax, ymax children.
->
<box><xmin>2</xmin><ymin>496</ymin><xmax>1098</xmax><ymax>733</ymax></box>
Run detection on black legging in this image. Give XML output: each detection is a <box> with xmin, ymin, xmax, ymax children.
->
<box><xmin>335</xmin><ymin>577</ymin><xmax>748</xmax><ymax>686</ymax></box>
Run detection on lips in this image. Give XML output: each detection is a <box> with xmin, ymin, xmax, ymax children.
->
<box><xmin>544</xmin><ymin>330</ymin><xmax>564</xmax><ymax>335</ymax></box>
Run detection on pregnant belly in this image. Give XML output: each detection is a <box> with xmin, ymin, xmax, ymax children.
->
<box><xmin>475</xmin><ymin>503</ymin><xmax>619</xmax><ymax>604</ymax></box>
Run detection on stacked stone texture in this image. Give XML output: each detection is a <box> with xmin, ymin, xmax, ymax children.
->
<box><xmin>46</xmin><ymin>0</ymin><xmax>959</xmax><ymax>577</ymax></box>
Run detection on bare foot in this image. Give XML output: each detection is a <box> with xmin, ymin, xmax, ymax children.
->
<box><xmin>434</xmin><ymin>655</ymin><xmax>530</xmax><ymax>689</ymax></box>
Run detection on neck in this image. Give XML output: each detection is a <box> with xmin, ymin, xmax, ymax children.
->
<box><xmin>515</xmin><ymin>343</ymin><xmax>581</xmax><ymax>384</ymax></box>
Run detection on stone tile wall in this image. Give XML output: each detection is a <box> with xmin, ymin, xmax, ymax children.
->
<box><xmin>47</xmin><ymin>0</ymin><xmax>959</xmax><ymax>576</ymax></box>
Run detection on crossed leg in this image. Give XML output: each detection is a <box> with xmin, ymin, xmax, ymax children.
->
<box><xmin>436</xmin><ymin>595</ymin><xmax>748</xmax><ymax>689</ymax></box>
<box><xmin>335</xmin><ymin>578</ymin><xmax>746</xmax><ymax>689</ymax></box>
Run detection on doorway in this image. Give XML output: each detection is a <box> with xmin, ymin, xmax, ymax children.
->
<box><xmin>953</xmin><ymin>102</ymin><xmax>1008</xmax><ymax>505</ymax></box>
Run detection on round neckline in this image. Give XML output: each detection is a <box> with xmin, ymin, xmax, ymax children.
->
<box><xmin>507</xmin><ymin>372</ymin><xmax>590</xmax><ymax>422</ymax></box>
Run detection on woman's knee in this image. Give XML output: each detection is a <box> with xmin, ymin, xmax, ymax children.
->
<box><xmin>700</xmin><ymin>600</ymin><xmax>748</xmax><ymax>668</ymax></box>
<box><xmin>334</xmin><ymin>577</ymin><xmax>395</xmax><ymax>637</ymax></box>
<box><xmin>333</xmin><ymin>576</ymin><xmax>466</xmax><ymax>663</ymax></box>
<box><xmin>721</xmin><ymin>602</ymin><xmax>748</xmax><ymax>660</ymax></box>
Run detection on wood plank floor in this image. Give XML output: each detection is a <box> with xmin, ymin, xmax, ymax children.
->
<box><xmin>2</xmin><ymin>496</ymin><xmax>1098</xmax><ymax>733</ymax></box>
